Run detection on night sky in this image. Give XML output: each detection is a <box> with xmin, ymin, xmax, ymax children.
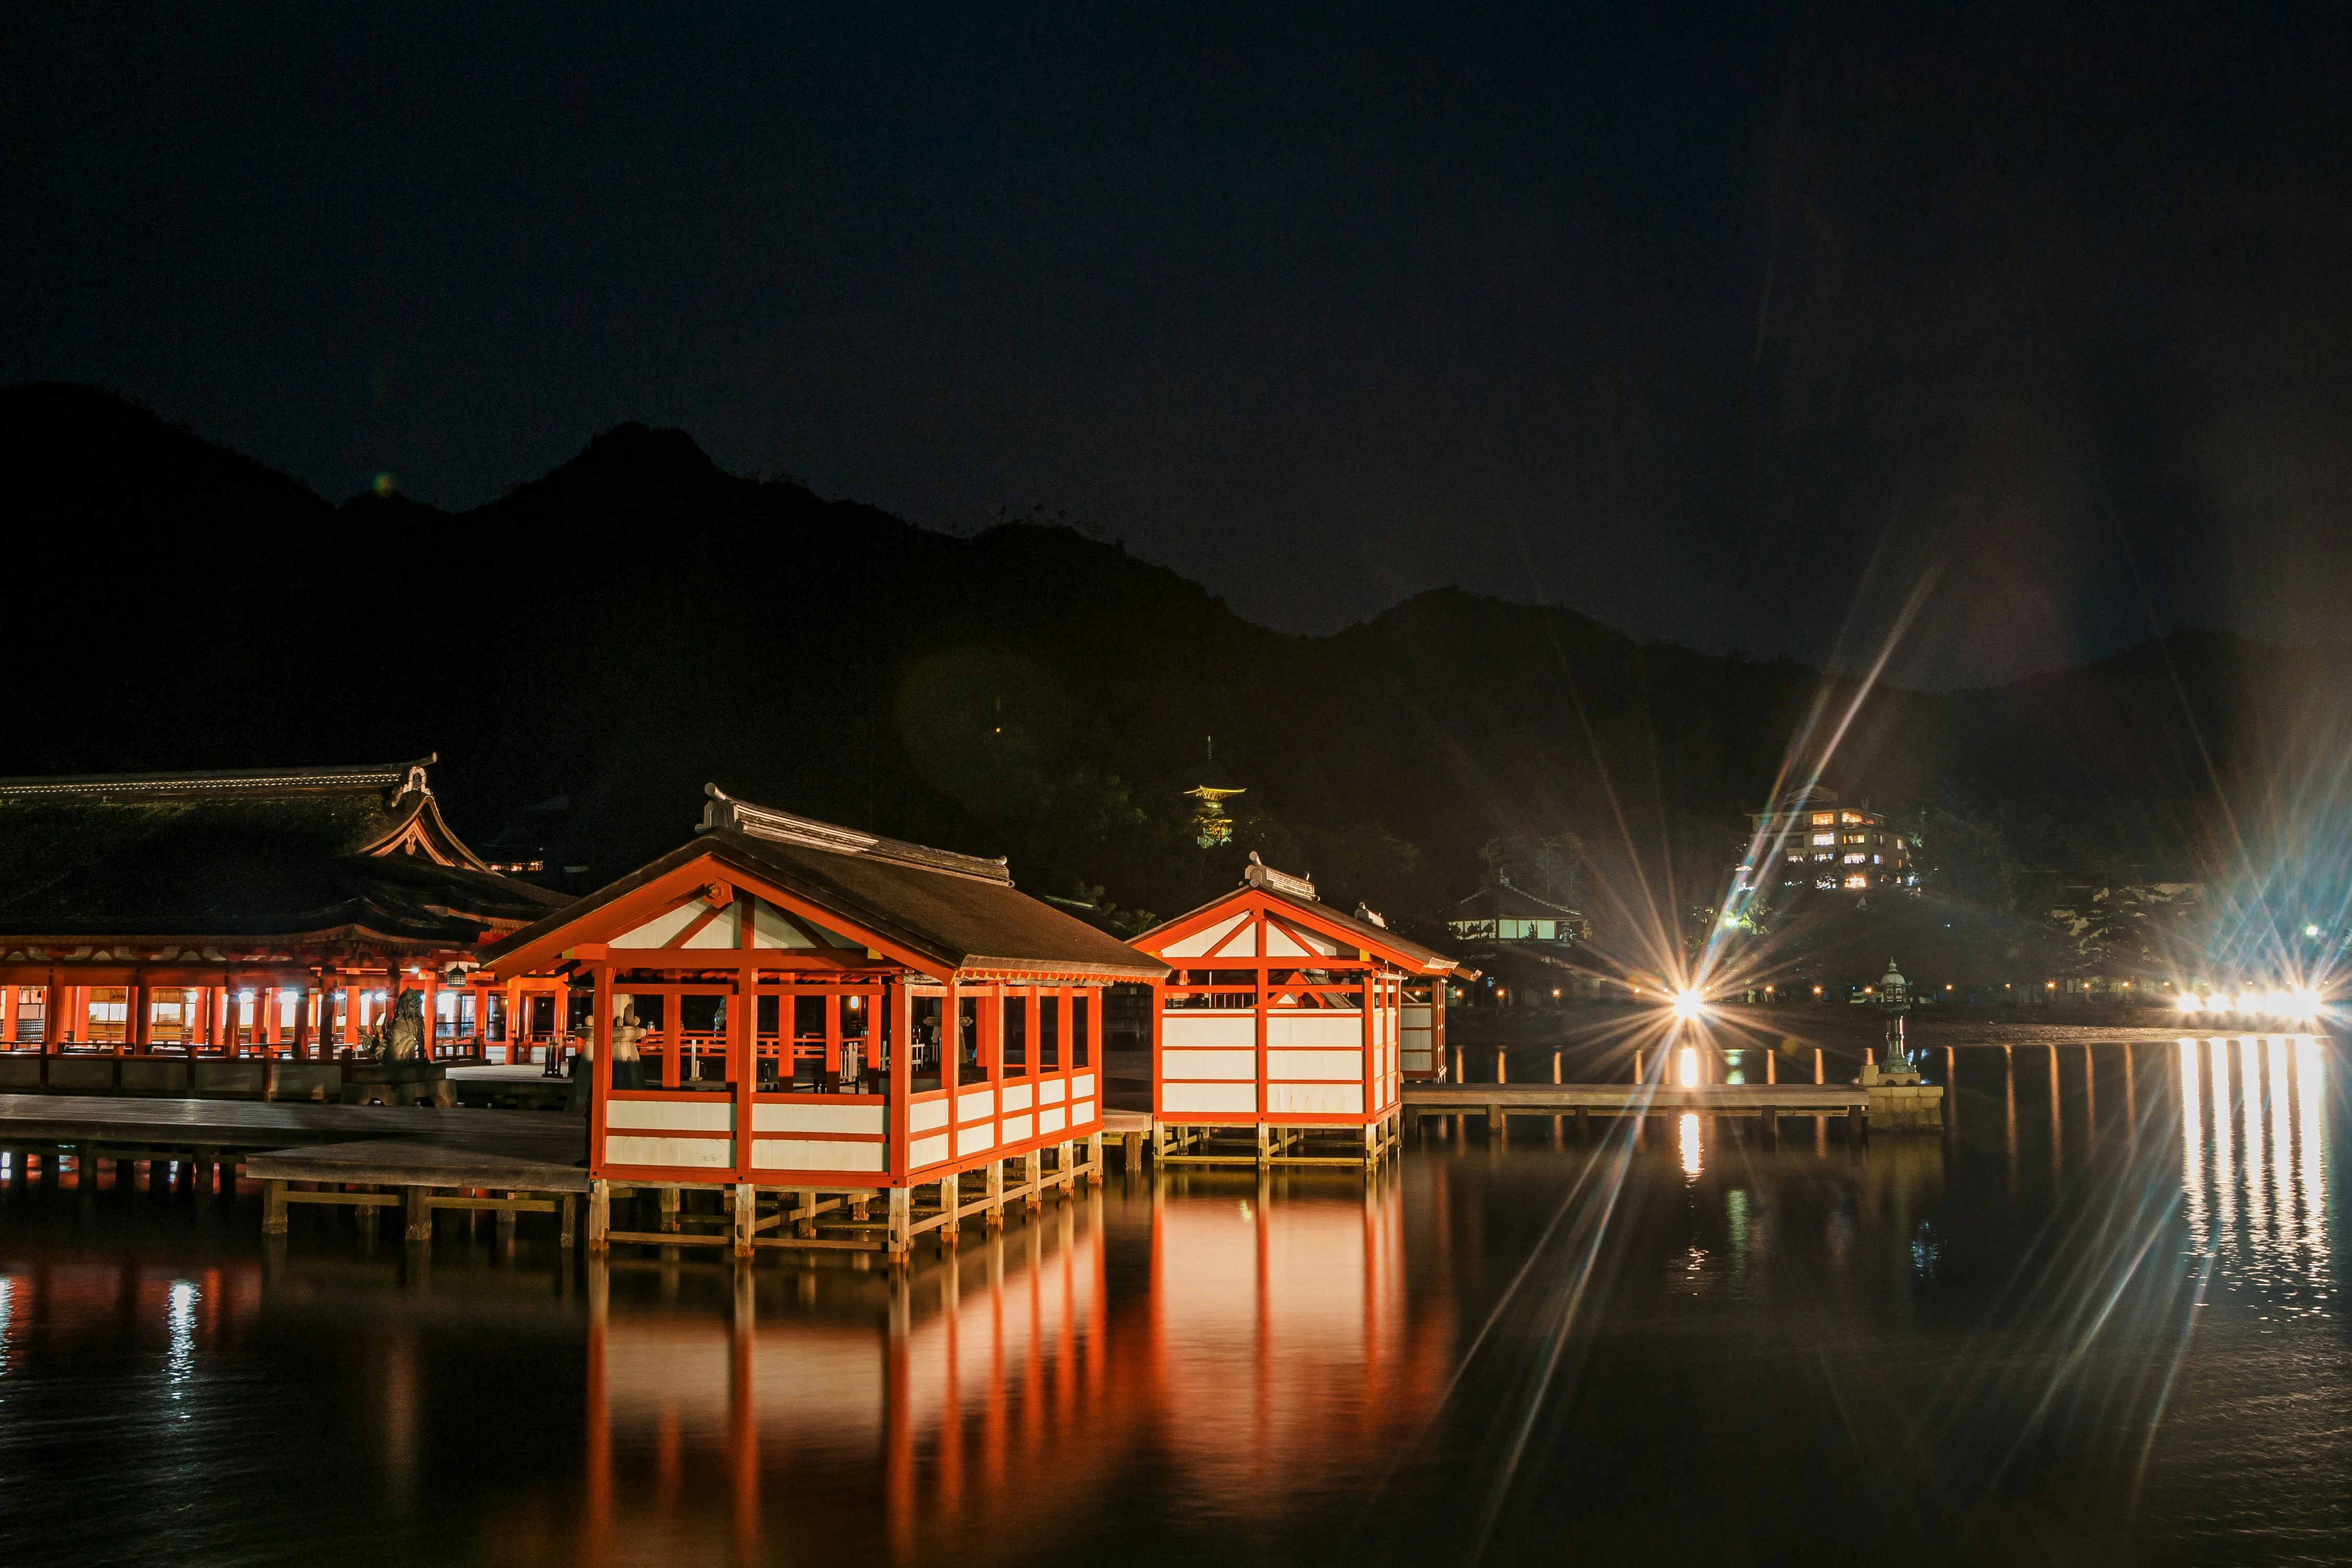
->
<box><xmin>7</xmin><ymin>4</ymin><xmax>2349</xmax><ymax>686</ymax></box>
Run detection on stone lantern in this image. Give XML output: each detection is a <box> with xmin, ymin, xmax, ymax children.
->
<box><xmin>1874</xmin><ymin>956</ymin><xmax>1919</xmax><ymax>1084</ymax></box>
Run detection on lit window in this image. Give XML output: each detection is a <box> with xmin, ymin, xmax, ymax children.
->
<box><xmin>1812</xmin><ymin>813</ymin><xmax>1835</xmax><ymax>826</ymax></box>
<box><xmin>1845</xmin><ymin>874</ymin><xmax>1869</xmax><ymax>889</ymax></box>
<box><xmin>1844</xmin><ymin>852</ymin><xmax>1865</xmax><ymax>863</ymax></box>
<box><xmin>1812</xmin><ymin>833</ymin><xmax>1835</xmax><ymax>845</ymax></box>
<box><xmin>1871</xmin><ymin>854</ymin><xmax>1881</xmax><ymax>864</ymax></box>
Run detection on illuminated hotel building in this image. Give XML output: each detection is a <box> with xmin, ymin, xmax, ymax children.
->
<box><xmin>1739</xmin><ymin>785</ymin><xmax>1915</xmax><ymax>893</ymax></box>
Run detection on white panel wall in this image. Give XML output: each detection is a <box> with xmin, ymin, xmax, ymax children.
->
<box><xmin>606</xmin><ymin>1135</ymin><xmax>734</xmax><ymax>1167</ymax></box>
<box><xmin>1164</xmin><ymin>1082</ymin><xmax>1256</xmax><ymax>1114</ymax></box>
<box><xmin>911</xmin><ymin>1098</ymin><xmax>951</xmax><ymax>1133</ymax></box>
<box><xmin>753</xmin><ymin>1138</ymin><xmax>887</xmax><ymax>1172</ymax></box>
<box><xmin>606</xmin><ymin>1099</ymin><xmax>734</xmax><ymax>1131</ymax></box>
<box><xmin>1072</xmin><ymin>1099</ymin><xmax>1096</xmax><ymax>1124</ymax></box>
<box><xmin>1266</xmin><ymin>1083</ymin><xmax>1364</xmax><ymax>1115</ymax></box>
<box><xmin>1002</xmin><ymin>1113</ymin><xmax>1034</xmax><ymax>1142</ymax></box>
<box><xmin>1002</xmin><ymin>1082</ymin><xmax>1032</xmax><ymax>1111</ymax></box>
<box><xmin>1267</xmin><ymin>1014</ymin><xmax>1362</xmax><ymax>1050</ymax></box>
<box><xmin>1267</xmin><ymin>1050</ymin><xmax>1363</xmax><ymax>1081</ymax></box>
<box><xmin>1163</xmin><ymin>1049</ymin><xmax>1257</xmax><ymax>1080</ymax></box>
<box><xmin>1039</xmin><ymin>1106</ymin><xmax>1066</xmax><ymax>1135</ymax></box>
<box><xmin>911</xmin><ymin>1132</ymin><xmax>951</xmax><ymax>1167</ymax></box>
<box><xmin>612</xmin><ymin>902</ymin><xmax>702</xmax><ymax>948</ymax></box>
<box><xmin>956</xmin><ymin>1125</ymin><xmax>995</xmax><ymax>1156</ymax></box>
<box><xmin>1072</xmin><ymin>1073</ymin><xmax>1096</xmax><ymax>1099</ymax></box>
<box><xmin>1162</xmin><ymin>1014</ymin><xmax>1255</xmax><ymax>1050</ymax></box>
<box><xmin>751</xmin><ymin>1101</ymin><xmax>885</xmax><ymax>1134</ymax></box>
<box><xmin>958</xmin><ymin>1088</ymin><xmax>995</xmax><ymax>1123</ymax></box>
<box><xmin>1161</xmin><ymin>911</ymin><xmax>1250</xmax><ymax>958</ymax></box>
<box><xmin>1038</xmin><ymin>1078</ymin><xmax>1066</xmax><ymax>1104</ymax></box>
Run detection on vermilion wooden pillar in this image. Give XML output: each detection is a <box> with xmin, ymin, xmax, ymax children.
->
<box><xmin>420</xmin><ymin>970</ymin><xmax>440</xmax><ymax>1060</ymax></box>
<box><xmin>126</xmin><ymin>977</ymin><xmax>149</xmax><ymax>1057</ymax></box>
<box><xmin>889</xmin><ymin>976</ymin><xmax>913</xmax><ymax>1177</ymax></box>
<box><xmin>291</xmin><ymin>985</ymin><xmax>312</xmax><ymax>1061</ymax></box>
<box><xmin>42</xmin><ymin>973</ymin><xmax>62</xmax><ymax>1055</ymax></box>
<box><xmin>730</xmin><ymin>963</ymin><xmax>755</xmax><ymax>1183</ymax></box>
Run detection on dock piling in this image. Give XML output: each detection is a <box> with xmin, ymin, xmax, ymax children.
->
<box><xmin>731</xmin><ymin>1183</ymin><xmax>755</xmax><ymax>1257</ymax></box>
<box><xmin>587</xmin><ymin>1180</ymin><xmax>610</xmax><ymax>1252</ymax></box>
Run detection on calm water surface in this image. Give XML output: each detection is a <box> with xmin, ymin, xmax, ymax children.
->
<box><xmin>0</xmin><ymin>1037</ymin><xmax>2343</xmax><ymax>1566</ymax></box>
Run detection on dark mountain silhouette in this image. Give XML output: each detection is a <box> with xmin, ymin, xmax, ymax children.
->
<box><xmin>7</xmin><ymin>382</ymin><xmax>2343</xmax><ymax>982</ymax></box>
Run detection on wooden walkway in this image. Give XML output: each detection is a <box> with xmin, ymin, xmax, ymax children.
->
<box><xmin>0</xmin><ymin>1092</ymin><xmax>583</xmax><ymax>1160</ymax></box>
<box><xmin>1402</xmin><ymin>1081</ymin><xmax>1869</xmax><ymax>1134</ymax></box>
<box><xmin>0</xmin><ymin>1093</ymin><xmax>588</xmax><ymax>1243</ymax></box>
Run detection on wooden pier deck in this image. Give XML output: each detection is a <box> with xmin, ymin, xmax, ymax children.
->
<box><xmin>0</xmin><ymin>1093</ymin><xmax>589</xmax><ymax>1242</ymax></box>
<box><xmin>1402</xmin><ymin>1081</ymin><xmax>1870</xmax><ymax>1134</ymax></box>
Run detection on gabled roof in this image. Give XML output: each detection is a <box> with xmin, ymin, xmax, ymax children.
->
<box><xmin>1133</xmin><ymin>864</ymin><xmax>1465</xmax><ymax>977</ymax></box>
<box><xmin>0</xmin><ymin>757</ymin><xmax>566</xmax><ymax>945</ymax></box>
<box><xmin>1449</xmin><ymin>877</ymin><xmax>1585</xmax><ymax>922</ymax></box>
<box><xmin>478</xmin><ymin>787</ymin><xmax>1165</xmax><ymax>982</ymax></box>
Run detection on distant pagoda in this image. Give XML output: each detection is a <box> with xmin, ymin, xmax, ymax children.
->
<box><xmin>1183</xmin><ymin>735</ymin><xmax>1244</xmax><ymax>848</ymax></box>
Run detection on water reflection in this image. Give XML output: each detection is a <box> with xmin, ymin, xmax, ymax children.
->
<box><xmin>2176</xmin><ymin>1036</ymin><xmax>2329</xmax><ymax>1320</ymax></box>
<box><xmin>575</xmin><ymin>1175</ymin><xmax>1453</xmax><ymax>1563</ymax></box>
<box><xmin>0</xmin><ymin>1041</ymin><xmax>2342</xmax><ymax>1564</ymax></box>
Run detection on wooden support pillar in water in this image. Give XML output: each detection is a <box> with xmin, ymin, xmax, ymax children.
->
<box><xmin>404</xmin><ymin>1185</ymin><xmax>432</xmax><ymax>1242</ymax></box>
<box><xmin>1814</xmin><ymin>1048</ymin><xmax>1824</xmax><ymax>1085</ymax></box>
<box><xmin>659</xmin><ymin>1185</ymin><xmax>681</xmax><ymax>1233</ymax></box>
<box><xmin>731</xmin><ymin>1184</ymin><xmax>755</xmax><ymax>1258</ymax></box>
<box><xmin>887</xmin><ymin>1185</ymin><xmax>912</xmax><ymax>1261</ymax></box>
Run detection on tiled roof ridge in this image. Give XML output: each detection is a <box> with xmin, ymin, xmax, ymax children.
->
<box><xmin>699</xmin><ymin>785</ymin><xmax>1014</xmax><ymax>885</ymax></box>
<box><xmin>0</xmin><ymin>756</ymin><xmax>435</xmax><ymax>798</ymax></box>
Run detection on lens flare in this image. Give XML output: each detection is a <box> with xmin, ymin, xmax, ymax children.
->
<box><xmin>2176</xmin><ymin>992</ymin><xmax>2203</xmax><ymax>1013</ymax></box>
<box><xmin>1671</xmin><ymin>988</ymin><xmax>1704</xmax><ymax>1021</ymax></box>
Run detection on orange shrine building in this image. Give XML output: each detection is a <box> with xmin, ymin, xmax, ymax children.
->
<box><xmin>0</xmin><ymin>758</ymin><xmax>569</xmax><ymax>1096</ymax></box>
<box><xmin>1128</xmin><ymin>855</ymin><xmax>1470</xmax><ymax>1169</ymax></box>
<box><xmin>475</xmin><ymin>786</ymin><xmax>1165</xmax><ymax>1258</ymax></box>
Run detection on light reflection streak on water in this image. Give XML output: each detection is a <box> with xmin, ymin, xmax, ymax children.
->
<box><xmin>2239</xmin><ymin>1039</ymin><xmax>2268</xmax><ymax>1241</ymax></box>
<box><xmin>2209</xmin><ymin>1040</ymin><xmax>2236</xmax><ymax>1241</ymax></box>
<box><xmin>166</xmin><ymin>1281</ymin><xmax>196</xmax><ymax>1403</ymax></box>
<box><xmin>2179</xmin><ymin>1039</ymin><xmax>2207</xmax><ymax>1259</ymax></box>
<box><xmin>0</xmin><ymin>1274</ymin><xmax>11</xmax><ymax>1380</ymax></box>
<box><xmin>2266</xmin><ymin>1038</ymin><xmax>2292</xmax><ymax>1245</ymax></box>
<box><xmin>1678</xmin><ymin>1113</ymin><xmax>1702</xmax><ymax>1178</ymax></box>
<box><xmin>2296</xmin><ymin>1038</ymin><xmax>2328</xmax><ymax>1306</ymax></box>
<box><xmin>2175</xmin><ymin>1037</ymin><xmax>2331</xmax><ymax>1321</ymax></box>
